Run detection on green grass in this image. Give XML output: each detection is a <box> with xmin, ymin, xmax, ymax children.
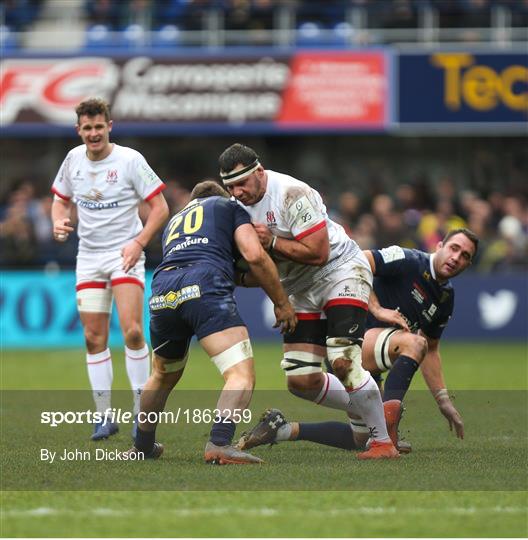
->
<box><xmin>1</xmin><ymin>342</ymin><xmax>527</xmax><ymax>537</ymax></box>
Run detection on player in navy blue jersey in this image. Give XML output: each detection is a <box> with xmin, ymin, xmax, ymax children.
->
<box><xmin>237</xmin><ymin>229</ymin><xmax>478</xmax><ymax>454</ymax></box>
<box><xmin>122</xmin><ymin>180</ymin><xmax>296</xmax><ymax>464</ymax></box>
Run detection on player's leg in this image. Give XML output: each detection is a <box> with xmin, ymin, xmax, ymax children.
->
<box><xmin>113</xmin><ymin>279</ymin><xmax>149</xmax><ymax>423</ymax></box>
<box><xmin>76</xmin><ymin>261</ymin><xmax>115</xmax><ymax>439</ymax></box>
<box><xmin>127</xmin><ymin>342</ymin><xmax>189</xmax><ymax>459</ymax></box>
<box><xmin>281</xmin><ymin>310</ymin><xmax>354</xmax><ymax>413</ymax></box>
<box><xmin>237</xmin><ymin>406</ymin><xmax>362</xmax><ymax>451</ymax></box>
<box><xmin>363</xmin><ymin>327</ymin><xmax>427</xmax><ymax>452</ymax></box>
<box><xmin>323</xmin><ymin>264</ymin><xmax>399</xmax><ymax>459</ymax></box>
<box><xmin>363</xmin><ymin>327</ymin><xmax>427</xmax><ymax>400</ymax></box>
<box><xmin>200</xmin><ymin>326</ymin><xmax>263</xmax><ymax>464</ymax></box>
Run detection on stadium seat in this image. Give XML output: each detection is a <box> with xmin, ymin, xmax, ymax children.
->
<box><xmin>0</xmin><ymin>25</ymin><xmax>18</xmax><ymax>50</ymax></box>
<box><xmin>121</xmin><ymin>23</ymin><xmax>147</xmax><ymax>49</ymax></box>
<box><xmin>296</xmin><ymin>21</ymin><xmax>326</xmax><ymax>47</ymax></box>
<box><xmin>84</xmin><ymin>24</ymin><xmax>114</xmax><ymax>49</ymax></box>
<box><xmin>152</xmin><ymin>24</ymin><xmax>181</xmax><ymax>48</ymax></box>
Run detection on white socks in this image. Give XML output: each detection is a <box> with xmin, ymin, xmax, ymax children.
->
<box><xmin>86</xmin><ymin>345</ymin><xmax>150</xmax><ymax>416</ymax></box>
<box><xmin>125</xmin><ymin>344</ymin><xmax>150</xmax><ymax>415</ymax></box>
<box><xmin>86</xmin><ymin>348</ymin><xmax>113</xmax><ymax>414</ymax></box>
<box><xmin>314</xmin><ymin>373</ymin><xmax>352</xmax><ymax>410</ymax></box>
<box><xmin>347</xmin><ymin>374</ymin><xmax>390</xmax><ymax>442</ymax></box>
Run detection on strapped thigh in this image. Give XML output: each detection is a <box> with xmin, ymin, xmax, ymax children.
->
<box><xmin>373</xmin><ymin>327</ymin><xmax>401</xmax><ymax>372</ymax></box>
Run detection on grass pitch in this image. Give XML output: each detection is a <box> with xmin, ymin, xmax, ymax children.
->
<box><xmin>1</xmin><ymin>342</ymin><xmax>527</xmax><ymax>537</ymax></box>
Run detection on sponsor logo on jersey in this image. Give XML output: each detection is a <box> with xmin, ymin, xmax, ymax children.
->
<box><xmin>139</xmin><ymin>162</ymin><xmax>160</xmax><ymax>186</ymax></box>
<box><xmin>379</xmin><ymin>245</ymin><xmax>405</xmax><ymax>263</ymax></box>
<box><xmin>338</xmin><ymin>284</ymin><xmax>352</xmax><ymax>297</ymax></box>
<box><xmin>266</xmin><ymin>211</ymin><xmax>276</xmax><ymax>226</ymax></box>
<box><xmin>423</xmin><ymin>270</ymin><xmax>431</xmax><ymax>281</ymax></box>
<box><xmin>411</xmin><ymin>288</ymin><xmax>424</xmax><ymax>304</ymax></box>
<box><xmin>167</xmin><ymin>236</ymin><xmax>209</xmax><ymax>254</ymax></box>
<box><xmin>149</xmin><ymin>285</ymin><xmax>201</xmax><ymax>310</ymax></box>
<box><xmin>83</xmin><ymin>188</ymin><xmax>104</xmax><ymax>201</ymax></box>
<box><xmin>289</xmin><ymin>195</ymin><xmax>316</xmax><ymax>229</ymax></box>
<box><xmin>78</xmin><ymin>200</ymin><xmax>119</xmax><ymax>210</ymax></box>
<box><xmin>106</xmin><ymin>169</ymin><xmax>118</xmax><ymax>183</ymax></box>
<box><xmin>422</xmin><ymin>303</ymin><xmax>438</xmax><ymax>322</ymax></box>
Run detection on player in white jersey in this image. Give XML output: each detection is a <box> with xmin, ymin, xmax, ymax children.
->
<box><xmin>219</xmin><ymin>143</ymin><xmax>398</xmax><ymax>459</ymax></box>
<box><xmin>51</xmin><ymin>98</ymin><xmax>169</xmax><ymax>440</ymax></box>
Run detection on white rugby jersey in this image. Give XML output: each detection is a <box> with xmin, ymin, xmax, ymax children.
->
<box><xmin>238</xmin><ymin>170</ymin><xmax>360</xmax><ymax>295</ymax></box>
<box><xmin>51</xmin><ymin>144</ymin><xmax>165</xmax><ymax>251</ymax></box>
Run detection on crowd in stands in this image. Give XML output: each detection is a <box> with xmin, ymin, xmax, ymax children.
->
<box><xmin>1</xmin><ymin>171</ymin><xmax>526</xmax><ymax>272</ymax></box>
<box><xmin>3</xmin><ymin>0</ymin><xmax>527</xmax><ymax>38</ymax></box>
<box><xmin>82</xmin><ymin>0</ymin><xmax>528</xmax><ymax>32</ymax></box>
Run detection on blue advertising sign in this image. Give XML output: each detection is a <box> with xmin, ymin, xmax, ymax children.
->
<box><xmin>0</xmin><ymin>271</ymin><xmax>526</xmax><ymax>348</ymax></box>
<box><xmin>398</xmin><ymin>51</ymin><xmax>528</xmax><ymax>126</ymax></box>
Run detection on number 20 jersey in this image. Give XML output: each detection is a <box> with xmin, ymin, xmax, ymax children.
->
<box><xmin>154</xmin><ymin>196</ymin><xmax>251</xmax><ymax>282</ymax></box>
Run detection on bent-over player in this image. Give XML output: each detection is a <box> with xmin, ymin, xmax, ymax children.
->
<box><xmin>123</xmin><ymin>181</ymin><xmax>296</xmax><ymax>463</ymax></box>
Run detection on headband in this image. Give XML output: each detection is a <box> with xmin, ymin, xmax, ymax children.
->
<box><xmin>220</xmin><ymin>160</ymin><xmax>260</xmax><ymax>185</ymax></box>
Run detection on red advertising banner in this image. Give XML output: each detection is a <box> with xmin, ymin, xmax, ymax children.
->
<box><xmin>0</xmin><ymin>51</ymin><xmax>388</xmax><ymax>134</ymax></box>
<box><xmin>278</xmin><ymin>51</ymin><xmax>387</xmax><ymax>127</ymax></box>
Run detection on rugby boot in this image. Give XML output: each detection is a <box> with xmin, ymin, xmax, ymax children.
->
<box><xmin>357</xmin><ymin>440</ymin><xmax>400</xmax><ymax>460</ymax></box>
<box><xmin>236</xmin><ymin>408</ymin><xmax>286</xmax><ymax>450</ymax></box>
<box><xmin>204</xmin><ymin>441</ymin><xmax>264</xmax><ymax>465</ymax></box>
<box><xmin>91</xmin><ymin>418</ymin><xmax>119</xmax><ymax>441</ymax></box>
<box><xmin>383</xmin><ymin>399</ymin><xmax>403</xmax><ymax>448</ymax></box>
<box><xmin>120</xmin><ymin>442</ymin><xmax>164</xmax><ymax>460</ymax></box>
<box><xmin>396</xmin><ymin>440</ymin><xmax>412</xmax><ymax>454</ymax></box>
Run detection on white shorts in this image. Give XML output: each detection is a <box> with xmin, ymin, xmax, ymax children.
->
<box><xmin>290</xmin><ymin>255</ymin><xmax>372</xmax><ymax>315</ymax></box>
<box><xmin>76</xmin><ymin>249</ymin><xmax>145</xmax><ymax>313</ymax></box>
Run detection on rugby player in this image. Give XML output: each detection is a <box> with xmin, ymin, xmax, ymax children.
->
<box><xmin>51</xmin><ymin>98</ymin><xmax>169</xmax><ymax>440</ymax></box>
<box><xmin>219</xmin><ymin>143</ymin><xmax>399</xmax><ymax>459</ymax></box>
<box><xmin>123</xmin><ymin>181</ymin><xmax>296</xmax><ymax>463</ymax></box>
<box><xmin>238</xmin><ymin>229</ymin><xmax>478</xmax><ymax>453</ymax></box>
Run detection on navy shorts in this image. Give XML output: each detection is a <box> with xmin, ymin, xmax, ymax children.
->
<box><xmin>149</xmin><ymin>265</ymin><xmax>245</xmax><ymax>359</ymax></box>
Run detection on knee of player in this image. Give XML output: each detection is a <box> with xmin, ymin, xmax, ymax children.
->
<box><xmin>83</xmin><ymin>328</ymin><xmax>107</xmax><ymax>350</ymax></box>
<box><xmin>225</xmin><ymin>368</ymin><xmax>255</xmax><ymax>391</ymax></box>
<box><xmin>123</xmin><ymin>323</ymin><xmax>144</xmax><ymax>347</ymax></box>
<box><xmin>286</xmin><ymin>373</ymin><xmax>323</xmax><ymax>394</ymax></box>
<box><xmin>400</xmin><ymin>333</ymin><xmax>428</xmax><ymax>362</ymax></box>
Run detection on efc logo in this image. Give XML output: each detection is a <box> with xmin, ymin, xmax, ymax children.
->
<box><xmin>431</xmin><ymin>53</ymin><xmax>528</xmax><ymax>112</ymax></box>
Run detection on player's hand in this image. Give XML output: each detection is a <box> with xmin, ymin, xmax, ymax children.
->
<box><xmin>437</xmin><ymin>397</ymin><xmax>464</xmax><ymax>439</ymax></box>
<box><xmin>373</xmin><ymin>307</ymin><xmax>410</xmax><ymax>331</ymax></box>
<box><xmin>273</xmin><ymin>302</ymin><xmax>297</xmax><ymax>334</ymax></box>
<box><xmin>253</xmin><ymin>223</ymin><xmax>273</xmax><ymax>250</ymax></box>
<box><xmin>121</xmin><ymin>239</ymin><xmax>143</xmax><ymax>273</ymax></box>
<box><xmin>53</xmin><ymin>218</ymin><xmax>74</xmax><ymax>242</ymax></box>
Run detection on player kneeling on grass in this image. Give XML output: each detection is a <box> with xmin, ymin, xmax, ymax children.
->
<box><xmin>122</xmin><ymin>181</ymin><xmax>296</xmax><ymax>463</ymax></box>
<box><xmin>238</xmin><ymin>229</ymin><xmax>478</xmax><ymax>455</ymax></box>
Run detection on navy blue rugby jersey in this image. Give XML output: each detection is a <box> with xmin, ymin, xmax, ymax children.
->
<box><xmin>154</xmin><ymin>196</ymin><xmax>251</xmax><ymax>281</ymax></box>
<box><xmin>367</xmin><ymin>246</ymin><xmax>455</xmax><ymax>339</ymax></box>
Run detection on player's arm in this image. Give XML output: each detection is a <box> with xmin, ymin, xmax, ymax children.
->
<box><xmin>122</xmin><ymin>192</ymin><xmax>169</xmax><ymax>272</ymax></box>
<box><xmin>368</xmin><ymin>289</ymin><xmax>410</xmax><ymax>331</ymax></box>
<box><xmin>51</xmin><ymin>196</ymin><xmax>74</xmax><ymax>242</ymax></box>
<box><xmin>419</xmin><ymin>332</ymin><xmax>464</xmax><ymax>439</ymax></box>
<box><xmin>235</xmin><ymin>223</ymin><xmax>296</xmax><ymax>334</ymax></box>
<box><xmin>253</xmin><ymin>223</ymin><xmax>329</xmax><ymax>266</ymax></box>
<box><xmin>363</xmin><ymin>250</ymin><xmax>376</xmax><ymax>273</ymax></box>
